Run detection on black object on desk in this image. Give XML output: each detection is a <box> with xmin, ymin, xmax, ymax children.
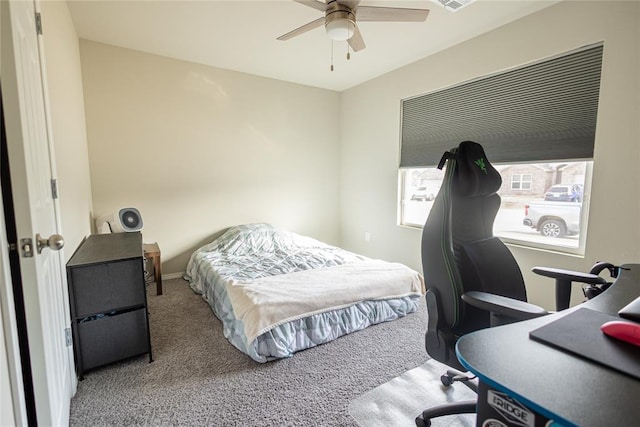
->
<box><xmin>67</xmin><ymin>232</ymin><xmax>153</xmax><ymax>379</ymax></box>
<box><xmin>530</xmin><ymin>308</ymin><xmax>640</xmax><ymax>380</ymax></box>
<box><xmin>457</xmin><ymin>264</ymin><xmax>640</xmax><ymax>427</ymax></box>
<box><xmin>619</xmin><ymin>295</ymin><xmax>640</xmax><ymax>321</ymax></box>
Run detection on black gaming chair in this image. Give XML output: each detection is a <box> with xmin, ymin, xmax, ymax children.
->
<box><xmin>415</xmin><ymin>141</ymin><xmax>610</xmax><ymax>426</ymax></box>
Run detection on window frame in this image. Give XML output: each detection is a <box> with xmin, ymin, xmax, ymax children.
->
<box><xmin>398</xmin><ymin>160</ymin><xmax>593</xmax><ymax>256</ymax></box>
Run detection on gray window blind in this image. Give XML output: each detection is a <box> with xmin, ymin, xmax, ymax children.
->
<box><xmin>400</xmin><ymin>44</ymin><xmax>604</xmax><ymax>168</ymax></box>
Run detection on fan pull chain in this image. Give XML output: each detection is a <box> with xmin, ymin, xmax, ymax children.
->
<box><xmin>330</xmin><ymin>41</ymin><xmax>334</xmax><ymax>72</ymax></box>
<box><xmin>347</xmin><ymin>43</ymin><xmax>351</xmax><ymax>61</ymax></box>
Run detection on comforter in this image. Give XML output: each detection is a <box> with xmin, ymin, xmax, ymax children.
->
<box><xmin>185</xmin><ymin>223</ymin><xmax>424</xmax><ymax>362</ymax></box>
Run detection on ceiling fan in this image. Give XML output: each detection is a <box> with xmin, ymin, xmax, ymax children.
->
<box><xmin>277</xmin><ymin>0</ymin><xmax>430</xmax><ymax>53</ymax></box>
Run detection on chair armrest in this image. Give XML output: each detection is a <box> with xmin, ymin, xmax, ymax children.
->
<box><xmin>532</xmin><ymin>267</ymin><xmax>608</xmax><ymax>285</ymax></box>
<box><xmin>532</xmin><ymin>266</ymin><xmax>609</xmax><ymax>311</ymax></box>
<box><xmin>462</xmin><ymin>291</ymin><xmax>548</xmax><ymax>322</ymax></box>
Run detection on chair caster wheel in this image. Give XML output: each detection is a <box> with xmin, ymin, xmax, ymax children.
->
<box><xmin>441</xmin><ymin>374</ymin><xmax>453</xmax><ymax>386</ymax></box>
<box><xmin>415</xmin><ymin>415</ymin><xmax>431</xmax><ymax>427</ymax></box>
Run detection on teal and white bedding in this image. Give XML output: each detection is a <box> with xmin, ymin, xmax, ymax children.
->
<box><xmin>184</xmin><ymin>223</ymin><xmax>424</xmax><ymax>363</ymax></box>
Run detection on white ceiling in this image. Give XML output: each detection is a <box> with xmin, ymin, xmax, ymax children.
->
<box><xmin>67</xmin><ymin>0</ymin><xmax>559</xmax><ymax>92</ymax></box>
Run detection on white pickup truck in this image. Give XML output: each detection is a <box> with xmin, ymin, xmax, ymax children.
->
<box><xmin>523</xmin><ymin>201</ymin><xmax>581</xmax><ymax>238</ymax></box>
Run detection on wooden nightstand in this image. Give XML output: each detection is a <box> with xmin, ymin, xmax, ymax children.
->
<box><xmin>143</xmin><ymin>242</ymin><xmax>163</xmax><ymax>295</ymax></box>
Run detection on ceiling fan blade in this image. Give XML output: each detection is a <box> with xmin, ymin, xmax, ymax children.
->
<box><xmin>348</xmin><ymin>24</ymin><xmax>366</xmax><ymax>52</ymax></box>
<box><xmin>294</xmin><ymin>0</ymin><xmax>328</xmax><ymax>12</ymax></box>
<box><xmin>277</xmin><ymin>17</ymin><xmax>325</xmax><ymax>41</ymax></box>
<box><xmin>356</xmin><ymin>6</ymin><xmax>430</xmax><ymax>22</ymax></box>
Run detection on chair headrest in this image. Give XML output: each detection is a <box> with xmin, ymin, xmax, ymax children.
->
<box><xmin>452</xmin><ymin>141</ymin><xmax>502</xmax><ymax>197</ymax></box>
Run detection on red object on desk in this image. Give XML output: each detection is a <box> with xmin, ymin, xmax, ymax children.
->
<box><xmin>601</xmin><ymin>320</ymin><xmax>640</xmax><ymax>347</ymax></box>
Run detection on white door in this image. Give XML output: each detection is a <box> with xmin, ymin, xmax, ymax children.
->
<box><xmin>2</xmin><ymin>0</ymin><xmax>74</xmax><ymax>424</ymax></box>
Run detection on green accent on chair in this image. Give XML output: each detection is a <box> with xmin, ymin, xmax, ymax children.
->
<box><xmin>474</xmin><ymin>158</ymin><xmax>488</xmax><ymax>174</ymax></box>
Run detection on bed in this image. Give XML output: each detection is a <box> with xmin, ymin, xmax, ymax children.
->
<box><xmin>184</xmin><ymin>223</ymin><xmax>425</xmax><ymax>362</ymax></box>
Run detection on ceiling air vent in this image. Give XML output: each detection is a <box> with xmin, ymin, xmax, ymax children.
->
<box><xmin>432</xmin><ymin>0</ymin><xmax>476</xmax><ymax>13</ymax></box>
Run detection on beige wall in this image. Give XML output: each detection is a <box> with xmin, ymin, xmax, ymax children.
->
<box><xmin>339</xmin><ymin>1</ymin><xmax>640</xmax><ymax>309</ymax></box>
<box><xmin>75</xmin><ymin>1</ymin><xmax>638</xmax><ymax>303</ymax></box>
<box><xmin>79</xmin><ymin>41</ymin><xmax>341</xmax><ymax>274</ymax></box>
<box><xmin>40</xmin><ymin>1</ymin><xmax>93</xmax><ymax>261</ymax></box>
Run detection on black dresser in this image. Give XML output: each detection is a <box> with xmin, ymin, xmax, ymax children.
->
<box><xmin>67</xmin><ymin>232</ymin><xmax>152</xmax><ymax>379</ymax></box>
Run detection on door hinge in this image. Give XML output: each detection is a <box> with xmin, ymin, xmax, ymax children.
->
<box><xmin>35</xmin><ymin>12</ymin><xmax>43</xmax><ymax>35</ymax></box>
<box><xmin>51</xmin><ymin>179</ymin><xmax>58</xmax><ymax>199</ymax></box>
<box><xmin>65</xmin><ymin>328</ymin><xmax>72</xmax><ymax>347</ymax></box>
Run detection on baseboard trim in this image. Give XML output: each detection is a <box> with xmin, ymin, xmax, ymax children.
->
<box><xmin>162</xmin><ymin>272</ymin><xmax>185</xmax><ymax>281</ymax></box>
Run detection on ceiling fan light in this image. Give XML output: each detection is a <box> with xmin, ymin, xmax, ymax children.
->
<box><xmin>325</xmin><ymin>18</ymin><xmax>355</xmax><ymax>41</ymax></box>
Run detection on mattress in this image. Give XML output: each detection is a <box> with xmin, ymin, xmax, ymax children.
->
<box><xmin>184</xmin><ymin>223</ymin><xmax>424</xmax><ymax>362</ymax></box>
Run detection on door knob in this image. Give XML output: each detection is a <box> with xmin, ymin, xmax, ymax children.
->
<box><xmin>36</xmin><ymin>233</ymin><xmax>65</xmax><ymax>254</ymax></box>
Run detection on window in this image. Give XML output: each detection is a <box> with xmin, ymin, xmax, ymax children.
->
<box><xmin>511</xmin><ymin>174</ymin><xmax>532</xmax><ymax>190</ymax></box>
<box><xmin>398</xmin><ymin>44</ymin><xmax>603</xmax><ymax>255</ymax></box>
<box><xmin>399</xmin><ymin>161</ymin><xmax>592</xmax><ymax>252</ymax></box>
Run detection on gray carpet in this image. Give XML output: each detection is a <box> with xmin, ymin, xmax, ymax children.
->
<box><xmin>69</xmin><ymin>278</ymin><xmax>465</xmax><ymax>426</ymax></box>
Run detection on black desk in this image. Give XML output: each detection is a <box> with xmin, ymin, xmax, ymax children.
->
<box><xmin>456</xmin><ymin>264</ymin><xmax>640</xmax><ymax>427</ymax></box>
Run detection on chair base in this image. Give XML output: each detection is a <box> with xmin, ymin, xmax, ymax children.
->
<box><xmin>415</xmin><ymin>400</ymin><xmax>476</xmax><ymax>426</ymax></box>
<box><xmin>442</xmin><ymin>369</ymin><xmax>478</xmax><ymax>393</ymax></box>
<box><xmin>416</xmin><ymin>369</ymin><xmax>478</xmax><ymax>426</ymax></box>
